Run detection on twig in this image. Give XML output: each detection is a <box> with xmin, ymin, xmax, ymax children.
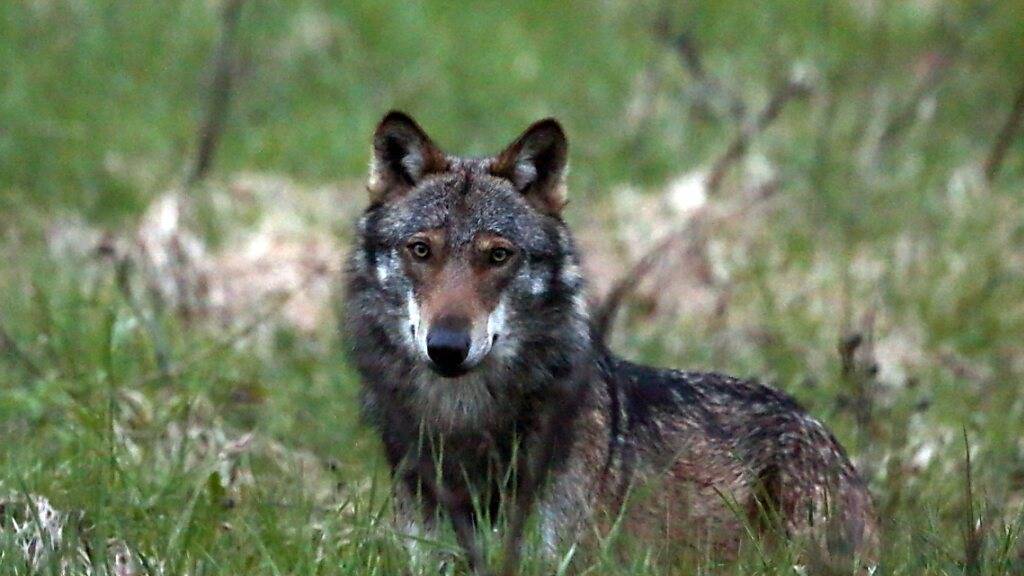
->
<box><xmin>673</xmin><ymin>32</ymin><xmax>706</xmax><ymax>83</ymax></box>
<box><xmin>836</xmin><ymin>310</ymin><xmax>878</xmax><ymax>440</ymax></box>
<box><xmin>594</xmin><ymin>77</ymin><xmax>809</xmax><ymax>340</ymax></box>
<box><xmin>672</xmin><ymin>32</ymin><xmax>746</xmax><ymax>120</ymax></box>
<box><xmin>0</xmin><ymin>317</ymin><xmax>42</xmax><ymax>377</ymax></box>
<box><xmin>114</xmin><ymin>256</ymin><xmax>173</xmax><ymax>384</ymax></box>
<box><xmin>652</xmin><ymin>21</ymin><xmax>745</xmax><ymax>121</ymax></box>
<box><xmin>962</xmin><ymin>427</ymin><xmax>982</xmax><ymax>576</ymax></box>
<box><xmin>983</xmin><ymin>78</ymin><xmax>1024</xmax><ymax>184</ymax></box>
<box><xmin>592</xmin><ymin>217</ymin><xmax>703</xmax><ymax>338</ymax></box>
<box><xmin>592</xmin><ymin>189</ymin><xmax>776</xmax><ymax>340</ymax></box>
<box><xmin>706</xmin><ymin>77</ymin><xmax>811</xmax><ymax>195</ymax></box>
<box><xmin>186</xmin><ymin>0</ymin><xmax>246</xmax><ymax>187</ymax></box>
<box><xmin>879</xmin><ymin>50</ymin><xmax>957</xmax><ymax>148</ymax></box>
<box><xmin>131</xmin><ymin>271</ymin><xmax>321</xmax><ymax>388</ymax></box>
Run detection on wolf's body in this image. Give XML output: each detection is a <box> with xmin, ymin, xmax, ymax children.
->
<box><xmin>343</xmin><ymin>112</ymin><xmax>877</xmax><ymax>574</ymax></box>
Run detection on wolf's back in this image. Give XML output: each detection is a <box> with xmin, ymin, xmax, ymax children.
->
<box><xmin>600</xmin><ymin>354</ymin><xmax>878</xmax><ymax>563</ymax></box>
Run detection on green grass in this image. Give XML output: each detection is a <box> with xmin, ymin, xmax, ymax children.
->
<box><xmin>2</xmin><ymin>0</ymin><xmax>1024</xmax><ymax>574</ymax></box>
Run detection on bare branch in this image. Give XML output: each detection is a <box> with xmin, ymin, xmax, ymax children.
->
<box><xmin>706</xmin><ymin>77</ymin><xmax>811</xmax><ymax>195</ymax></box>
<box><xmin>186</xmin><ymin>0</ymin><xmax>246</xmax><ymax>187</ymax></box>
<box><xmin>593</xmin><ymin>76</ymin><xmax>808</xmax><ymax>340</ymax></box>
<box><xmin>130</xmin><ymin>269</ymin><xmax>322</xmax><ymax>388</ymax></box>
<box><xmin>983</xmin><ymin>78</ymin><xmax>1024</xmax><ymax>184</ymax></box>
<box><xmin>114</xmin><ymin>255</ymin><xmax>173</xmax><ymax>384</ymax></box>
<box><xmin>591</xmin><ymin>224</ymin><xmax>694</xmax><ymax>338</ymax></box>
<box><xmin>593</xmin><ymin>187</ymin><xmax>776</xmax><ymax>341</ymax></box>
<box><xmin>879</xmin><ymin>51</ymin><xmax>957</xmax><ymax>148</ymax></box>
<box><xmin>652</xmin><ymin>21</ymin><xmax>745</xmax><ymax>121</ymax></box>
<box><xmin>962</xmin><ymin>428</ymin><xmax>982</xmax><ymax>576</ymax></box>
<box><xmin>0</xmin><ymin>317</ymin><xmax>42</xmax><ymax>377</ymax></box>
<box><xmin>837</xmin><ymin>310</ymin><xmax>878</xmax><ymax>434</ymax></box>
<box><xmin>671</xmin><ymin>33</ymin><xmax>746</xmax><ymax>120</ymax></box>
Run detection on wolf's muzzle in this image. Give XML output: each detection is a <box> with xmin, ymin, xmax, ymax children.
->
<box><xmin>426</xmin><ymin>320</ymin><xmax>472</xmax><ymax>377</ymax></box>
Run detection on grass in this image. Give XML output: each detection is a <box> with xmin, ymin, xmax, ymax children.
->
<box><xmin>2</xmin><ymin>0</ymin><xmax>1024</xmax><ymax>574</ymax></box>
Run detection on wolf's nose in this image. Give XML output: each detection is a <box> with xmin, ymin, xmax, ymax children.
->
<box><xmin>426</xmin><ymin>326</ymin><xmax>471</xmax><ymax>376</ymax></box>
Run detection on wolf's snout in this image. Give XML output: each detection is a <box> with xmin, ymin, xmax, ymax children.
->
<box><xmin>426</xmin><ymin>321</ymin><xmax>472</xmax><ymax>376</ymax></box>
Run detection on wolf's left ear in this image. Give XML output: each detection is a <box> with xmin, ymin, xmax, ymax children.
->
<box><xmin>368</xmin><ymin>111</ymin><xmax>447</xmax><ymax>204</ymax></box>
<box><xmin>491</xmin><ymin>119</ymin><xmax>568</xmax><ymax>215</ymax></box>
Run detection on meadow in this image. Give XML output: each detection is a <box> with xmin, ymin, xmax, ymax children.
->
<box><xmin>1</xmin><ymin>1</ymin><xmax>1023</xmax><ymax>573</ymax></box>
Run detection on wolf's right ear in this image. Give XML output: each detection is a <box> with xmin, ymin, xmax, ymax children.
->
<box><xmin>368</xmin><ymin>111</ymin><xmax>447</xmax><ymax>204</ymax></box>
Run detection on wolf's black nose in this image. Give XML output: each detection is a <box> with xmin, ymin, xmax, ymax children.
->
<box><xmin>426</xmin><ymin>325</ymin><xmax>471</xmax><ymax>376</ymax></box>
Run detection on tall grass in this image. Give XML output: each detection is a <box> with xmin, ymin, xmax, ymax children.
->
<box><xmin>1</xmin><ymin>1</ymin><xmax>1023</xmax><ymax>574</ymax></box>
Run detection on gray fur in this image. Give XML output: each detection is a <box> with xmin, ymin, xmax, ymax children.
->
<box><xmin>342</xmin><ymin>112</ymin><xmax>877</xmax><ymax>575</ymax></box>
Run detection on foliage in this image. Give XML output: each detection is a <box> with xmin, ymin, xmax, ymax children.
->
<box><xmin>1</xmin><ymin>0</ymin><xmax>1023</xmax><ymax>573</ymax></box>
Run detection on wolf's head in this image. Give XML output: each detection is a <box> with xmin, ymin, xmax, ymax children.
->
<box><xmin>346</xmin><ymin>112</ymin><xmax>589</xmax><ymax>424</ymax></box>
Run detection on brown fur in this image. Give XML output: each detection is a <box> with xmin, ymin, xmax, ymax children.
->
<box><xmin>344</xmin><ymin>112</ymin><xmax>878</xmax><ymax>575</ymax></box>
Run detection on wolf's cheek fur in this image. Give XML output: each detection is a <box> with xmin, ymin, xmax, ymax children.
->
<box><xmin>374</xmin><ymin>248</ymin><xmax>397</xmax><ymax>284</ymax></box>
<box><xmin>483</xmin><ymin>295</ymin><xmax>519</xmax><ymax>362</ymax></box>
<box><xmin>404</xmin><ymin>290</ymin><xmax>426</xmax><ymax>358</ymax></box>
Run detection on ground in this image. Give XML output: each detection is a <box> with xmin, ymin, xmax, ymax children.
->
<box><xmin>1</xmin><ymin>1</ymin><xmax>1023</xmax><ymax>574</ymax></box>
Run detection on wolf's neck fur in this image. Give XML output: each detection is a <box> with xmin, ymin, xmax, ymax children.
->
<box><xmin>396</xmin><ymin>301</ymin><xmax>596</xmax><ymax>438</ymax></box>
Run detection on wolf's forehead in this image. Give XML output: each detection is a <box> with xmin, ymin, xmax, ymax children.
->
<box><xmin>385</xmin><ymin>175</ymin><xmax>546</xmax><ymax>245</ymax></box>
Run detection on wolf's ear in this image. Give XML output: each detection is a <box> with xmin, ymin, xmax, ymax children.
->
<box><xmin>491</xmin><ymin>119</ymin><xmax>568</xmax><ymax>215</ymax></box>
<box><xmin>368</xmin><ymin>111</ymin><xmax>447</xmax><ymax>204</ymax></box>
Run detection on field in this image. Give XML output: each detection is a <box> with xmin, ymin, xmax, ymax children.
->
<box><xmin>2</xmin><ymin>1</ymin><xmax>1023</xmax><ymax>574</ymax></box>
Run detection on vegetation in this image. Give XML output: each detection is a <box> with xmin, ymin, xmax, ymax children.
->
<box><xmin>1</xmin><ymin>1</ymin><xmax>1023</xmax><ymax>573</ymax></box>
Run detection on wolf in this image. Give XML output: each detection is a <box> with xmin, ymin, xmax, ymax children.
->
<box><xmin>342</xmin><ymin>111</ymin><xmax>878</xmax><ymax>575</ymax></box>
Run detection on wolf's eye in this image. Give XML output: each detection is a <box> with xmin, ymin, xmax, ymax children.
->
<box><xmin>408</xmin><ymin>241</ymin><xmax>431</xmax><ymax>260</ymax></box>
<box><xmin>489</xmin><ymin>247</ymin><xmax>512</xmax><ymax>265</ymax></box>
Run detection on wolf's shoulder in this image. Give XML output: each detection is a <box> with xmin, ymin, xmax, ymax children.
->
<box><xmin>608</xmin><ymin>355</ymin><xmax>799</xmax><ymax>405</ymax></box>
<box><xmin>601</xmin><ymin>354</ymin><xmax>811</xmax><ymax>434</ymax></box>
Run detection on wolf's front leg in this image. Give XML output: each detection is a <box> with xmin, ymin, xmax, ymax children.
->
<box><xmin>517</xmin><ymin>404</ymin><xmax>612</xmax><ymax>573</ymax></box>
<box><xmin>532</xmin><ymin>473</ymin><xmax>597</xmax><ymax>564</ymax></box>
<box><xmin>393</xmin><ymin>479</ymin><xmax>446</xmax><ymax>574</ymax></box>
<box><xmin>498</xmin><ymin>408</ymin><xmax>605</xmax><ymax>576</ymax></box>
<box><xmin>395</xmin><ymin>465</ymin><xmax>491</xmax><ymax>576</ymax></box>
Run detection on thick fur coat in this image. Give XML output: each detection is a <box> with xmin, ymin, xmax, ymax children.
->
<box><xmin>343</xmin><ymin>112</ymin><xmax>877</xmax><ymax>575</ymax></box>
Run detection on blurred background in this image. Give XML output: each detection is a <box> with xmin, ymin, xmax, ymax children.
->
<box><xmin>1</xmin><ymin>1</ymin><xmax>1023</xmax><ymax>573</ymax></box>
